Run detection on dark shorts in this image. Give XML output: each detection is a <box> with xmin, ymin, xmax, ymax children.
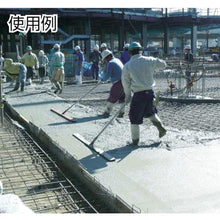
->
<box><xmin>26</xmin><ymin>66</ymin><xmax>35</xmax><ymax>79</ymax></box>
<box><xmin>107</xmin><ymin>80</ymin><xmax>125</xmax><ymax>104</ymax></box>
<box><xmin>129</xmin><ymin>90</ymin><xmax>157</xmax><ymax>124</ymax></box>
<box><xmin>39</xmin><ymin>67</ymin><xmax>46</xmax><ymax>77</ymax></box>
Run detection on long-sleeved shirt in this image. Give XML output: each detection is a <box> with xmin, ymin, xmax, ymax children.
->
<box><xmin>75</xmin><ymin>51</ymin><xmax>84</xmax><ymax>65</ymax></box>
<box><xmin>50</xmin><ymin>51</ymin><xmax>65</xmax><ymax>70</ymax></box>
<box><xmin>38</xmin><ymin>55</ymin><xmax>49</xmax><ymax>68</ymax></box>
<box><xmin>122</xmin><ymin>54</ymin><xmax>166</xmax><ymax>97</ymax></box>
<box><xmin>120</xmin><ymin>50</ymin><xmax>130</xmax><ymax>64</ymax></box>
<box><xmin>184</xmin><ymin>52</ymin><xmax>194</xmax><ymax>64</ymax></box>
<box><xmin>101</xmin><ymin>57</ymin><xmax>123</xmax><ymax>83</ymax></box>
<box><xmin>20</xmin><ymin>52</ymin><xmax>39</xmax><ymax>68</ymax></box>
<box><xmin>89</xmin><ymin>50</ymin><xmax>101</xmax><ymax>64</ymax></box>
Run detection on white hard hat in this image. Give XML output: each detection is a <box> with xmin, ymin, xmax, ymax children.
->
<box><xmin>38</xmin><ymin>50</ymin><xmax>44</xmax><ymax>56</ymax></box>
<box><xmin>94</xmin><ymin>44</ymin><xmax>99</xmax><ymax>51</ymax></box>
<box><xmin>101</xmin><ymin>49</ymin><xmax>112</xmax><ymax>60</ymax></box>
<box><xmin>53</xmin><ymin>44</ymin><xmax>60</xmax><ymax>49</ymax></box>
<box><xmin>124</xmin><ymin>43</ymin><xmax>130</xmax><ymax>49</ymax></box>
<box><xmin>75</xmin><ymin>46</ymin><xmax>80</xmax><ymax>51</ymax></box>
<box><xmin>101</xmin><ymin>43</ymin><xmax>107</xmax><ymax>48</ymax></box>
<box><xmin>184</xmin><ymin>45</ymin><xmax>191</xmax><ymax>50</ymax></box>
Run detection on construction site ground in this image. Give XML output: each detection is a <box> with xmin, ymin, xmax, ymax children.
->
<box><xmin>2</xmin><ymin>76</ymin><xmax>220</xmax><ymax>213</ymax></box>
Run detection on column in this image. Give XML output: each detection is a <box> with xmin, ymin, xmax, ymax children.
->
<box><xmin>85</xmin><ymin>16</ymin><xmax>91</xmax><ymax>60</ymax></box>
<box><xmin>110</xmin><ymin>32</ymin><xmax>114</xmax><ymax>51</ymax></box>
<box><xmin>191</xmin><ymin>25</ymin><xmax>197</xmax><ymax>56</ymax></box>
<box><xmin>164</xmin><ymin>25</ymin><xmax>169</xmax><ymax>55</ymax></box>
<box><xmin>142</xmin><ymin>22</ymin><xmax>147</xmax><ymax>50</ymax></box>
<box><xmin>119</xmin><ymin>10</ymin><xmax>125</xmax><ymax>51</ymax></box>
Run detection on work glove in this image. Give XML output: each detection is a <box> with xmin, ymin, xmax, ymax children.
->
<box><xmin>125</xmin><ymin>95</ymin><xmax>131</xmax><ymax>104</ymax></box>
<box><xmin>98</xmin><ymin>72</ymin><xmax>105</xmax><ymax>81</ymax></box>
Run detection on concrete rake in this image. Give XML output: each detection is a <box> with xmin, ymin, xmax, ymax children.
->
<box><xmin>51</xmin><ymin>81</ymin><xmax>102</xmax><ymax>122</ymax></box>
<box><xmin>73</xmin><ymin>103</ymin><xmax>126</xmax><ymax>162</ymax></box>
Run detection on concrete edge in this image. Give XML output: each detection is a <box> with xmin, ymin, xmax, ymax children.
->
<box><xmin>4</xmin><ymin>101</ymin><xmax>139</xmax><ymax>213</ymax></box>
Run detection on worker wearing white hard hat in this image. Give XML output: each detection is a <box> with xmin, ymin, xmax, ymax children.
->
<box><xmin>38</xmin><ymin>50</ymin><xmax>49</xmax><ymax>84</ymax></box>
<box><xmin>53</xmin><ymin>44</ymin><xmax>60</xmax><ymax>50</ymax></box>
<box><xmin>99</xmin><ymin>49</ymin><xmax>125</xmax><ymax>118</ymax></box>
<box><xmin>50</xmin><ymin>44</ymin><xmax>65</xmax><ymax>93</ymax></box>
<box><xmin>183</xmin><ymin>44</ymin><xmax>194</xmax><ymax>92</ymax></box>
<box><xmin>184</xmin><ymin>45</ymin><xmax>191</xmax><ymax>50</ymax></box>
<box><xmin>74</xmin><ymin>45</ymin><xmax>84</xmax><ymax>85</ymax></box>
<box><xmin>100</xmin><ymin>43</ymin><xmax>107</xmax><ymax>52</ymax></box>
<box><xmin>89</xmin><ymin>44</ymin><xmax>101</xmax><ymax>80</ymax></box>
<box><xmin>120</xmin><ymin>43</ymin><xmax>130</xmax><ymax>64</ymax></box>
<box><xmin>122</xmin><ymin>41</ymin><xmax>167</xmax><ymax>145</ymax></box>
<box><xmin>184</xmin><ymin>45</ymin><xmax>193</xmax><ymax>64</ymax></box>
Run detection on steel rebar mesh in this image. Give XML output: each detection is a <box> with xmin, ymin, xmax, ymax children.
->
<box><xmin>0</xmin><ymin>113</ymin><xmax>98</xmax><ymax>213</ymax></box>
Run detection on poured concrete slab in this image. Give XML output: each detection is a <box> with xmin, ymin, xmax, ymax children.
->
<box><xmin>3</xmin><ymin>82</ymin><xmax>220</xmax><ymax>213</ymax></box>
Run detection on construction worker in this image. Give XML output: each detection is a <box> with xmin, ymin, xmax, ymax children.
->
<box><xmin>122</xmin><ymin>42</ymin><xmax>167</xmax><ymax>145</ymax></box>
<box><xmin>120</xmin><ymin>43</ymin><xmax>130</xmax><ymax>65</ymax></box>
<box><xmin>4</xmin><ymin>58</ymin><xmax>26</xmax><ymax>91</ymax></box>
<box><xmin>100</xmin><ymin>49</ymin><xmax>125</xmax><ymax>118</ymax></box>
<box><xmin>38</xmin><ymin>50</ymin><xmax>49</xmax><ymax>84</ymax></box>
<box><xmin>74</xmin><ymin>45</ymin><xmax>84</xmax><ymax>85</ymax></box>
<box><xmin>20</xmin><ymin>45</ymin><xmax>38</xmax><ymax>85</ymax></box>
<box><xmin>89</xmin><ymin>44</ymin><xmax>101</xmax><ymax>80</ymax></box>
<box><xmin>184</xmin><ymin>45</ymin><xmax>194</xmax><ymax>92</ymax></box>
<box><xmin>100</xmin><ymin>43</ymin><xmax>108</xmax><ymax>73</ymax></box>
<box><xmin>211</xmin><ymin>53</ymin><xmax>219</xmax><ymax>62</ymax></box>
<box><xmin>50</xmin><ymin>44</ymin><xmax>65</xmax><ymax>94</ymax></box>
<box><xmin>100</xmin><ymin>43</ymin><xmax>107</xmax><ymax>52</ymax></box>
<box><xmin>184</xmin><ymin>45</ymin><xmax>193</xmax><ymax>64</ymax></box>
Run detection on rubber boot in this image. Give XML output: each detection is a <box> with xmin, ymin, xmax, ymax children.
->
<box><xmin>117</xmin><ymin>103</ymin><xmax>125</xmax><ymax>118</ymax></box>
<box><xmin>54</xmin><ymin>82</ymin><xmax>61</xmax><ymax>94</ymax></box>
<box><xmin>76</xmin><ymin>75</ymin><xmax>82</xmax><ymax>85</ymax></box>
<box><xmin>102</xmin><ymin>102</ymin><xmax>114</xmax><ymax>118</ymax></box>
<box><xmin>59</xmin><ymin>81</ymin><xmax>63</xmax><ymax>94</ymax></box>
<box><xmin>13</xmin><ymin>83</ymin><xmax>19</xmax><ymax>91</ymax></box>
<box><xmin>149</xmin><ymin>114</ymin><xmax>167</xmax><ymax>138</ymax></box>
<box><xmin>20</xmin><ymin>82</ymin><xmax>24</xmax><ymax>91</ymax></box>
<box><xmin>40</xmin><ymin>77</ymin><xmax>44</xmax><ymax>84</ymax></box>
<box><xmin>26</xmin><ymin>78</ymin><xmax>32</xmax><ymax>85</ymax></box>
<box><xmin>130</xmin><ymin>124</ymin><xmax>140</xmax><ymax>145</ymax></box>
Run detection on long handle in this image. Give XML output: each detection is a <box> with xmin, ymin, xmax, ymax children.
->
<box><xmin>90</xmin><ymin>103</ymin><xmax>126</xmax><ymax>146</ymax></box>
<box><xmin>16</xmin><ymin>45</ymin><xmax>20</xmax><ymax>61</ymax></box>
<box><xmin>62</xmin><ymin>81</ymin><xmax>102</xmax><ymax>114</ymax></box>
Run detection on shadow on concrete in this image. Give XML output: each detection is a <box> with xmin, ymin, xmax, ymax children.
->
<box><xmin>107</xmin><ymin>141</ymin><xmax>162</xmax><ymax>162</ymax></box>
<box><xmin>79</xmin><ymin>153</ymin><xmax>108</xmax><ymax>174</ymax></box>
<box><xmin>79</xmin><ymin>142</ymin><xmax>163</xmax><ymax>173</ymax></box>
<box><xmin>73</xmin><ymin>115</ymin><xmax>105</xmax><ymax>124</ymax></box>
<box><xmin>48</xmin><ymin>121</ymin><xmax>74</xmax><ymax>126</ymax></box>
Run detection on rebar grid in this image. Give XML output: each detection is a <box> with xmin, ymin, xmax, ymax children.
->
<box><xmin>0</xmin><ymin>114</ymin><xmax>98</xmax><ymax>213</ymax></box>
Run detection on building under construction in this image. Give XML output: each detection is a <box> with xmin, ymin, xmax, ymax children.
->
<box><xmin>1</xmin><ymin>8</ymin><xmax>220</xmax><ymax>57</ymax></box>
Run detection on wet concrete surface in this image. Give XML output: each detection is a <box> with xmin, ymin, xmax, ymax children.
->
<box><xmin>2</xmin><ymin>77</ymin><xmax>220</xmax><ymax>213</ymax></box>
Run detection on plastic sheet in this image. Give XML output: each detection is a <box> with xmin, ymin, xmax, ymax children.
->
<box><xmin>0</xmin><ymin>194</ymin><xmax>34</xmax><ymax>214</ymax></box>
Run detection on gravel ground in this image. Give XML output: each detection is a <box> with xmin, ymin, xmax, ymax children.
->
<box><xmin>57</xmin><ymin>76</ymin><xmax>220</xmax><ymax>133</ymax></box>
